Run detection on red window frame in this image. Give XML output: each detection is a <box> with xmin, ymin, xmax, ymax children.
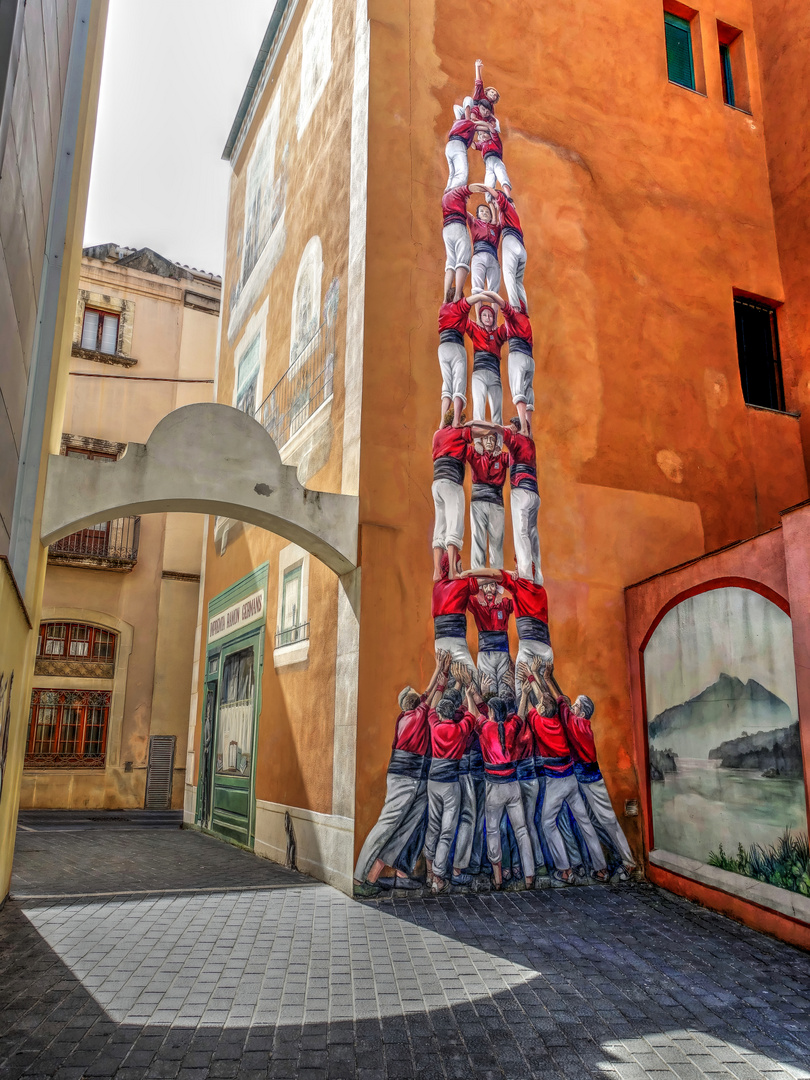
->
<box><xmin>36</xmin><ymin>622</ymin><xmax>117</xmax><ymax>663</ymax></box>
<box><xmin>26</xmin><ymin>689</ymin><xmax>111</xmax><ymax>768</ymax></box>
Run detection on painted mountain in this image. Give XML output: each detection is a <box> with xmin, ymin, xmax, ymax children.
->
<box><xmin>709</xmin><ymin>722</ymin><xmax>804</xmax><ymax>778</ymax></box>
<box><xmin>648</xmin><ymin>673</ymin><xmax>793</xmax><ymax>759</ymax></box>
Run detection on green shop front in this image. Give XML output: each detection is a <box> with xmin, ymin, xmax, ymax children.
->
<box><xmin>196</xmin><ymin>564</ymin><xmax>268</xmax><ymax>848</ymax></box>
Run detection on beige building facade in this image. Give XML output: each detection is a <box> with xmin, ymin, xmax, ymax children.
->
<box><xmin>20</xmin><ymin>245</ymin><xmax>221</xmax><ymax>810</ymax></box>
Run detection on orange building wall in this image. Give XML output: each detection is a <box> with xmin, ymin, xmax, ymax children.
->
<box><xmin>191</xmin><ymin>0</ymin><xmax>359</xmax><ymax>819</ymax></box>
<box><xmin>353</xmin><ymin>0</ymin><xmax>809</xmax><ymax>858</ymax></box>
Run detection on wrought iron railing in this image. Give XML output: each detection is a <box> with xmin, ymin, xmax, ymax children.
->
<box><xmin>49</xmin><ymin>516</ymin><xmax>141</xmax><ymax>569</ymax></box>
<box><xmin>275</xmin><ymin>621</ymin><xmax>310</xmax><ymax>649</ymax></box>
<box><xmin>256</xmin><ymin>321</ymin><xmax>335</xmax><ymax>449</ymax></box>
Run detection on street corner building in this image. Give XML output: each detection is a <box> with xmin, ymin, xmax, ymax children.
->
<box><xmin>174</xmin><ymin>0</ymin><xmax>810</xmax><ymax>946</ymax></box>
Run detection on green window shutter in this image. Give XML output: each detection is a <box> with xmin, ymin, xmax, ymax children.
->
<box><xmin>720</xmin><ymin>43</ymin><xmax>735</xmax><ymax>106</ymax></box>
<box><xmin>664</xmin><ymin>12</ymin><xmax>695</xmax><ymax>90</ymax></box>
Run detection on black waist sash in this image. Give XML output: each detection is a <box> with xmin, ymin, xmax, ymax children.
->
<box><xmin>429</xmin><ymin>758</ymin><xmax>461</xmax><ymax>782</ymax></box>
<box><xmin>502</xmin><ymin>225</ymin><xmax>525</xmax><ymax>245</ymax></box>
<box><xmin>387</xmin><ymin>749</ymin><xmax>425</xmax><ymax>779</ymax></box>
<box><xmin>516</xmin><ymin>758</ymin><xmax>537</xmax><ymax>781</ymax></box>
<box><xmin>478</xmin><ymin>629</ymin><xmax>509</xmax><ymax>652</ymax></box>
<box><xmin>473</xmin><ymin>349</ymin><xmax>500</xmax><ymax>374</ymax></box>
<box><xmin>439</xmin><ymin>328</ymin><xmax>464</xmax><ymax>346</ymax></box>
<box><xmin>433</xmin><ymin>455</ymin><xmax>464</xmax><ymax>484</ymax></box>
<box><xmin>473</xmin><ymin>239</ymin><xmax>498</xmax><ymax>259</ymax></box>
<box><xmin>434</xmin><ymin>613</ymin><xmax>467</xmax><ymax>640</ymax></box>
<box><xmin>471</xmin><ymin>482</ymin><xmax>503</xmax><ymax>506</ymax></box>
<box><xmin>508</xmin><ymin>335</ymin><xmax>533</xmax><ymax>357</ymax></box>
<box><xmin>484</xmin><ymin>760</ymin><xmax>518</xmax><ymax>784</ymax></box>
<box><xmin>515</xmin><ymin>615</ymin><xmax>550</xmax><ymax>645</ymax></box>
<box><xmin>510</xmin><ymin>461</ymin><xmax>538</xmax><ymax>492</ymax></box>
<box><xmin>443</xmin><ymin>212</ymin><xmax>466</xmax><ymax>228</ymax></box>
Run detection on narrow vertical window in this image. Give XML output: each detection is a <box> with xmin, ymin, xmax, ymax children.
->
<box><xmin>734</xmin><ymin>297</ymin><xmax>785</xmax><ymax>412</ymax></box>
<box><xmin>235</xmin><ymin>334</ymin><xmax>261</xmax><ymax>416</ymax></box>
<box><xmin>719</xmin><ymin>42</ymin><xmax>735</xmax><ymax>106</ymax></box>
<box><xmin>664</xmin><ymin>12</ymin><xmax>696</xmax><ymax>90</ymax></box>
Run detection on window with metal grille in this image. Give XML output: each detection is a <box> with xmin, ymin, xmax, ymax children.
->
<box><xmin>664</xmin><ymin>11</ymin><xmax>695</xmax><ymax>90</ymax></box>
<box><xmin>80</xmin><ymin>307</ymin><xmax>120</xmax><ymax>354</ymax></box>
<box><xmin>26</xmin><ymin>689</ymin><xmax>110</xmax><ymax>768</ymax></box>
<box><xmin>36</xmin><ymin>622</ymin><xmax>117</xmax><ymax>664</ymax></box>
<box><xmin>734</xmin><ymin>297</ymin><xmax>785</xmax><ymax>412</ymax></box>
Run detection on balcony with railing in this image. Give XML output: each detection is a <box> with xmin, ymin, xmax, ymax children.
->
<box><xmin>48</xmin><ymin>516</ymin><xmax>141</xmax><ymax>571</ymax></box>
<box><xmin>255</xmin><ymin>320</ymin><xmax>335</xmax><ymax>450</ymax></box>
<box><xmin>275</xmin><ymin>621</ymin><xmax>310</xmax><ymax>649</ymax></box>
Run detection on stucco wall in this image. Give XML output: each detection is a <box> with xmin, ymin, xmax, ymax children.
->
<box><xmin>0</xmin><ymin>0</ymin><xmax>78</xmax><ymax>553</ymax></box>
<box><xmin>191</xmin><ymin>0</ymin><xmax>361</xmax><ymax>840</ymax></box>
<box><xmin>21</xmin><ymin>256</ymin><xmax>219</xmax><ymax>809</ymax></box>
<box><xmin>352</xmin><ymin>0</ymin><xmax>809</xmax><ymax>863</ymax></box>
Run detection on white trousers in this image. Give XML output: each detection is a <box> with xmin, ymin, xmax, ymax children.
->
<box><xmin>508</xmin><ymin>349</ymin><xmax>535</xmax><ymax>408</ymax></box>
<box><xmin>438</xmin><ymin>340</ymin><xmax>467</xmax><ymax>404</ymax></box>
<box><xmin>471</xmin><ymin>250</ymin><xmax>501</xmax><ymax>293</ymax></box>
<box><xmin>484</xmin><ymin>153</ymin><xmax>511</xmax><ymax>192</ymax></box>
<box><xmin>541</xmin><ymin>774</ymin><xmax>607</xmax><ymax>872</ymax></box>
<box><xmin>470</xmin><ymin>499</ymin><xmax>504</xmax><ymax>568</ymax></box>
<box><xmin>476</xmin><ymin>649</ymin><xmax>514</xmax><ymax>698</ymax></box>
<box><xmin>354</xmin><ymin>773</ymin><xmax>421</xmax><ymax>882</ymax></box>
<box><xmin>424</xmin><ymin>779</ymin><xmax>462</xmax><ymax>879</ymax></box>
<box><xmin>471</xmin><ymin>368</ymin><xmax>503</xmax><ymax>425</ymax></box>
<box><xmin>443</xmin><ymin>221</ymin><xmax>471</xmax><ymax>271</ymax></box>
<box><xmin>501</xmin><ymin>233</ymin><xmax>528</xmax><ymax>309</ymax></box>
<box><xmin>484</xmin><ymin>779</ymin><xmax>534</xmax><ymax>874</ymax></box>
<box><xmin>580</xmin><ymin>778</ymin><xmax>635</xmax><ymax>866</ymax></box>
<box><xmin>445</xmin><ymin>140</ymin><xmax>469</xmax><ymax>190</ymax></box>
<box><xmin>520</xmin><ymin>777</ymin><xmax>545</xmax><ymax>870</ymax></box>
<box><xmin>434</xmin><ymin>635</ymin><xmax>475</xmax><ymax>673</ymax></box>
<box><xmin>514</xmin><ymin>639</ymin><xmax>554</xmax><ymax>697</ymax></box>
<box><xmin>510</xmin><ymin>487</ymin><xmax>542</xmax><ymax>583</ymax></box>
<box><xmin>432</xmin><ymin>479</ymin><xmax>465</xmax><ymax>551</ymax></box>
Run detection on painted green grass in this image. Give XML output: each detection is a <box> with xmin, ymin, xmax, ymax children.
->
<box><xmin>708</xmin><ymin>830</ymin><xmax>810</xmax><ymax>897</ymax></box>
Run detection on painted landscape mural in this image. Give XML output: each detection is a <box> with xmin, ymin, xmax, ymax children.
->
<box><xmin>644</xmin><ymin>586</ymin><xmax>809</xmax><ymax>896</ymax></box>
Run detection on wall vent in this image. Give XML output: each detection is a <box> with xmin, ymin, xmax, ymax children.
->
<box><xmin>145</xmin><ymin>735</ymin><xmax>176</xmax><ymax>810</ymax></box>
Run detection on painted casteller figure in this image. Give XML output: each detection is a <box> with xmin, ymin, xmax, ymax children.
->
<box><xmin>453</xmin><ymin>58</ymin><xmax>502</xmax><ymax>129</ymax></box>
<box><xmin>467</xmin><ymin>578</ymin><xmax>514</xmax><ymax>698</ymax></box>
<box><xmin>431</xmin><ymin>414</ymin><xmax>473</xmax><ymax>581</ymax></box>
<box><xmin>482</xmin><ymin>186</ymin><xmax>528</xmax><ymax>311</ymax></box>
<box><xmin>465</xmin><ymin>304</ymin><xmax>507</xmax><ymax>425</ymax></box>
<box><xmin>466</xmin><ymin>430</ymin><xmax>508</xmax><ymax>568</ymax></box>
<box><xmin>543</xmin><ymin>661</ymin><xmax>637</xmax><ymax>879</ymax></box>
<box><xmin>432</xmin><ymin>551</ymin><xmax>479</xmax><ymax>675</ymax></box>
<box><xmin>353</xmin><ymin>651</ymin><xmax>451</xmax><ymax>896</ymax></box>
<box><xmin>522</xmin><ymin>657</ymin><xmax>611</xmax><ymax>885</ymax></box>
<box><xmin>468</xmin><ymin>202</ymin><xmax>502</xmax><ymax>296</ymax></box>
<box><xmin>437</xmin><ymin>288</ymin><xmax>492</xmax><ymax>429</ymax></box>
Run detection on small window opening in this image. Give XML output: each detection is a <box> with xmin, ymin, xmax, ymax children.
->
<box><xmin>734</xmin><ymin>297</ymin><xmax>785</xmax><ymax>412</ymax></box>
<box><xmin>717</xmin><ymin>23</ymin><xmax>750</xmax><ymax>112</ymax></box>
<box><xmin>81</xmin><ymin>307</ymin><xmax>120</xmax><ymax>355</ymax></box>
<box><xmin>664</xmin><ymin>11</ymin><xmax>695</xmax><ymax>90</ymax></box>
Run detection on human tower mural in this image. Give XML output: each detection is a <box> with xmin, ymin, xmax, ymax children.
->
<box><xmin>354</xmin><ymin>62</ymin><xmax>636</xmax><ymax>896</ymax></box>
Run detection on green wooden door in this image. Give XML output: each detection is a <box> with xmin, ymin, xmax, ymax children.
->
<box><xmin>208</xmin><ymin>634</ymin><xmax>262</xmax><ymax>847</ymax></box>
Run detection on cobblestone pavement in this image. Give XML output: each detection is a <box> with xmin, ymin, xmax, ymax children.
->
<box><xmin>1</xmin><ymin>816</ymin><xmax>809</xmax><ymax>1079</ymax></box>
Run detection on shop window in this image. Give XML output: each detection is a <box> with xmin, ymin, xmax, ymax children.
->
<box><xmin>80</xmin><ymin>307</ymin><xmax>120</xmax><ymax>355</ymax></box>
<box><xmin>734</xmin><ymin>297</ymin><xmax>785</xmax><ymax>412</ymax></box>
<box><xmin>664</xmin><ymin>10</ymin><xmax>695</xmax><ymax>90</ymax></box>
<box><xmin>717</xmin><ymin>22</ymin><xmax>750</xmax><ymax>112</ymax></box>
<box><xmin>26</xmin><ymin>689</ymin><xmax>111</xmax><ymax>768</ymax></box>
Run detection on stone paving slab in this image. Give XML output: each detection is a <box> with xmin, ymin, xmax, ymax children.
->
<box><xmin>1</xmin><ymin>820</ymin><xmax>810</xmax><ymax>1079</ymax></box>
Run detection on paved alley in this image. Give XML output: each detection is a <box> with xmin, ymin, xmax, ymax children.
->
<box><xmin>1</xmin><ymin>814</ymin><xmax>809</xmax><ymax>1080</ymax></box>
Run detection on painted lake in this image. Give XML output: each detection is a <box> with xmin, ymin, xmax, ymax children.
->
<box><xmin>650</xmin><ymin>758</ymin><xmax>807</xmax><ymax>861</ymax></box>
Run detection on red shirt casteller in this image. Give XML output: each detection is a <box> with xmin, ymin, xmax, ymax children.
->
<box><xmin>478</xmin><ymin>127</ymin><xmax>503</xmax><ymax>159</ymax></box>
<box><xmin>558</xmin><ymin>696</ymin><xmax>598</xmax><ymax>765</ymax></box>
<box><xmin>498</xmin><ymin>570</ymin><xmax>548</xmax><ymax>621</ymax></box>
<box><xmin>441</xmin><ymin>184</ymin><xmax>471</xmax><ymax>227</ymax></box>
<box><xmin>448</xmin><ymin>117</ymin><xmax>481</xmax><ymax>147</ymax></box>
<box><xmin>391</xmin><ymin>702</ymin><xmax>430</xmax><ymax>755</ymax></box>
<box><xmin>466</xmin><ymin>445</ymin><xmax>509</xmax><ymax>488</ymax></box>
<box><xmin>472</xmin><ymin>77</ymin><xmax>495</xmax><ymax>119</ymax></box>
<box><xmin>526</xmin><ymin>706</ymin><xmax>572</xmax><ymax>763</ymax></box>
<box><xmin>500</xmin><ymin>301</ymin><xmax>533</xmax><ymax>348</ymax></box>
<box><xmin>438</xmin><ymin>297</ymin><xmax>471</xmax><ymax>336</ymax></box>
<box><xmin>467</xmin><ymin>213</ymin><xmax>502</xmax><ymax>250</ymax></box>
<box><xmin>495</xmin><ymin>191</ymin><xmax>524</xmax><ymax>241</ymax></box>
<box><xmin>467</xmin><ymin>593</ymin><xmax>513</xmax><ymax>631</ymax></box>
<box><xmin>432</xmin><ymin>425</ymin><xmax>471</xmax><ymax>462</ymax></box>
<box><xmin>501</xmin><ymin>428</ymin><xmax>538</xmax><ymax>491</ymax></box>
<box><xmin>432</xmin><ymin>575</ymin><xmax>479</xmax><ymax>618</ymax></box>
<box><xmin>428</xmin><ymin>709</ymin><xmax>475</xmax><ymax>760</ymax></box>
<box><xmin>474</xmin><ymin>711</ymin><xmax>526</xmax><ymax>766</ymax></box>
<box><xmin>465</xmin><ymin>319</ymin><xmax>507</xmax><ymax>357</ymax></box>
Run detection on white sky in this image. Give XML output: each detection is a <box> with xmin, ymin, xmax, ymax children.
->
<box><xmin>83</xmin><ymin>0</ymin><xmax>275</xmax><ymax>275</ymax></box>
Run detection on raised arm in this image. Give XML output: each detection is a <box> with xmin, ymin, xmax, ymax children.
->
<box><xmin>459</xmin><ymin>566</ymin><xmax>502</xmax><ymax>580</ymax></box>
<box><xmin>464</xmin><ymin>418</ymin><xmax>505</xmax><ymax>437</ymax></box>
<box><xmin>544</xmin><ymin>660</ymin><xmax>568</xmax><ymax>704</ymax></box>
<box><xmin>482</xmin><ymin>290</ymin><xmax>506</xmax><ymax>308</ymax></box>
<box><xmin>467</xmin><ymin>291</ymin><xmax>494</xmax><ymax>308</ymax></box>
<box><xmin>427</xmin><ymin>651</ymin><xmax>452</xmax><ymax>707</ymax></box>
